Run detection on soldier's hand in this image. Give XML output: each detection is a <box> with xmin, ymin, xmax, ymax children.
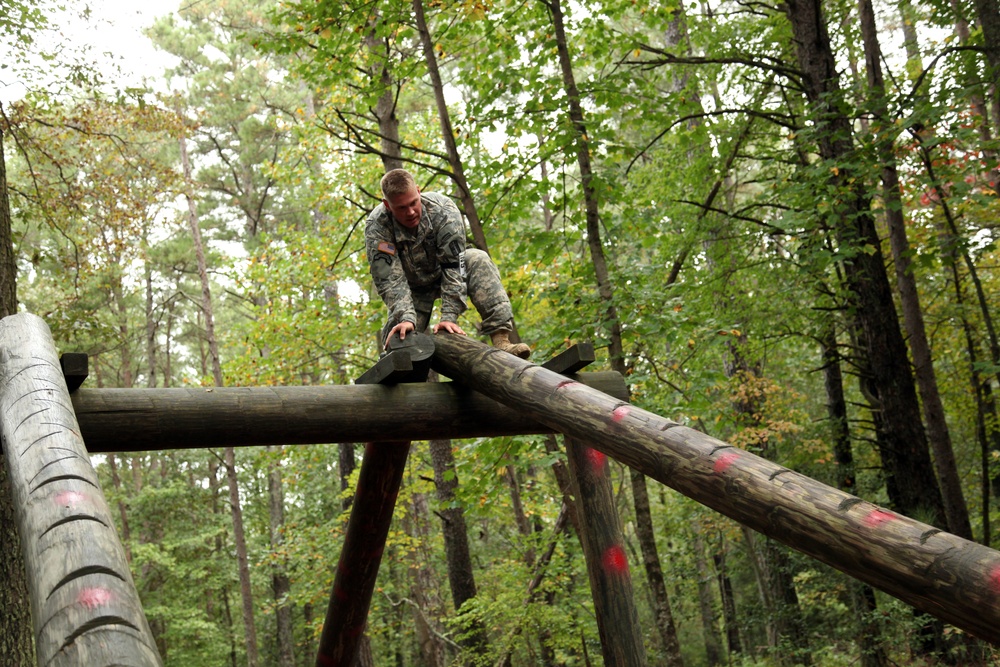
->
<box><xmin>386</xmin><ymin>321</ymin><xmax>415</xmax><ymax>348</ymax></box>
<box><xmin>433</xmin><ymin>321</ymin><xmax>466</xmax><ymax>335</ymax></box>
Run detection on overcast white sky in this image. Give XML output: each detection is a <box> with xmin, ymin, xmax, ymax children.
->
<box><xmin>1</xmin><ymin>0</ymin><xmax>182</xmax><ymax>103</ymax></box>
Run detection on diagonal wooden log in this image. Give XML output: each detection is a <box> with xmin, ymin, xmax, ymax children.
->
<box><xmin>315</xmin><ymin>441</ymin><xmax>409</xmax><ymax>667</ymax></box>
<box><xmin>430</xmin><ymin>331</ymin><xmax>1000</xmax><ymax>645</ymax></box>
<box><xmin>70</xmin><ymin>373</ymin><xmax>626</xmax><ymax>453</ymax></box>
<box><xmin>0</xmin><ymin>313</ymin><xmax>162</xmax><ymax>666</ymax></box>
<box><xmin>316</xmin><ymin>335</ymin><xmax>432</xmax><ymax>667</ymax></box>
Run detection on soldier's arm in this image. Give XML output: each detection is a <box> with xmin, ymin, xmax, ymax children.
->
<box><xmin>435</xmin><ymin>198</ymin><xmax>468</xmax><ymax>322</ymax></box>
<box><xmin>365</xmin><ymin>215</ymin><xmax>417</xmax><ymax>327</ymax></box>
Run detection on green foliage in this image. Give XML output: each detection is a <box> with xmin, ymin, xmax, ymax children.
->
<box><xmin>8</xmin><ymin>0</ymin><xmax>1000</xmax><ymax>662</ymax></box>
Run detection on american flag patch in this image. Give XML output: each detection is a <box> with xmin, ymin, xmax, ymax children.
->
<box><xmin>377</xmin><ymin>241</ymin><xmax>396</xmax><ymax>255</ymax></box>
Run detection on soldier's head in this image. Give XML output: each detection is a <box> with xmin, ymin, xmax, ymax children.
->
<box><xmin>381</xmin><ymin>169</ymin><xmax>422</xmax><ymax>229</ymax></box>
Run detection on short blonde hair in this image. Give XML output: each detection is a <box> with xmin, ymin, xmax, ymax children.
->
<box><xmin>380</xmin><ymin>169</ymin><xmax>417</xmax><ymax>199</ymax></box>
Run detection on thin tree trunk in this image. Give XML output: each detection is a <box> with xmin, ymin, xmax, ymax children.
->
<box><xmin>429</xmin><ymin>437</ymin><xmax>489</xmax><ymax>657</ymax></box>
<box><xmin>181</xmin><ymin>125</ymin><xmax>259</xmax><ymax>667</ymax></box>
<box><xmin>821</xmin><ymin>322</ymin><xmax>888</xmax><ymax>667</ymax></box>
<box><xmin>144</xmin><ymin>233</ymin><xmax>157</xmax><ymax>389</ymax></box>
<box><xmin>692</xmin><ymin>531</ymin><xmax>724</xmax><ymax>666</ymax></box>
<box><xmin>363</xmin><ymin>14</ymin><xmax>402</xmax><ymax>171</ymax></box>
<box><xmin>630</xmin><ymin>468</ymin><xmax>684</xmax><ymax>665</ymax></box>
<box><xmin>406</xmin><ymin>491</ymin><xmax>447</xmax><ymax>667</ymax></box>
<box><xmin>268</xmin><ymin>446</ymin><xmax>295</xmax><ymax>667</ymax></box>
<box><xmin>0</xmin><ymin>118</ymin><xmax>35</xmax><ymax>666</ymax></box>
<box><xmin>412</xmin><ymin>0</ymin><xmax>489</xmax><ymax>251</ymax></box>
<box><xmin>713</xmin><ymin>548</ymin><xmax>742</xmax><ymax>657</ymax></box>
<box><xmin>107</xmin><ymin>454</ymin><xmax>133</xmax><ymax>564</ymax></box>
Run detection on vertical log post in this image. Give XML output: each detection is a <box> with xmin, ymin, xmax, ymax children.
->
<box><xmin>544</xmin><ymin>344</ymin><xmax>647</xmax><ymax>664</ymax></box>
<box><xmin>430</xmin><ymin>331</ymin><xmax>1000</xmax><ymax>644</ymax></box>
<box><xmin>0</xmin><ymin>313</ymin><xmax>161</xmax><ymax>666</ymax></box>
<box><xmin>565</xmin><ymin>438</ymin><xmax>647</xmax><ymax>665</ymax></box>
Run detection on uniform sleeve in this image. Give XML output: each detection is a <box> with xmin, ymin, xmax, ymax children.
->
<box><xmin>433</xmin><ymin>196</ymin><xmax>468</xmax><ymax>322</ymax></box>
<box><xmin>365</xmin><ymin>211</ymin><xmax>416</xmax><ymax>327</ymax></box>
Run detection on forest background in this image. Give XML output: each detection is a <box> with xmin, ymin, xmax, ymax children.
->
<box><xmin>1</xmin><ymin>0</ymin><xmax>999</xmax><ymax>664</ymax></box>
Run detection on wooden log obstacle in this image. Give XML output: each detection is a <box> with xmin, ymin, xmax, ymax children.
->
<box><xmin>0</xmin><ymin>314</ymin><xmax>162</xmax><ymax>666</ymax></box>
<box><xmin>430</xmin><ymin>331</ymin><xmax>1000</xmax><ymax>646</ymax></box>
<box><xmin>4</xmin><ymin>311</ymin><xmax>1000</xmax><ymax>666</ymax></box>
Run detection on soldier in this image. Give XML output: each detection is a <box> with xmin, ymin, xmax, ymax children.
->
<box><xmin>365</xmin><ymin>168</ymin><xmax>531</xmax><ymax>358</ymax></box>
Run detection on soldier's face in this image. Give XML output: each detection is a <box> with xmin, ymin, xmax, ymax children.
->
<box><xmin>385</xmin><ymin>187</ymin><xmax>422</xmax><ymax>229</ymax></box>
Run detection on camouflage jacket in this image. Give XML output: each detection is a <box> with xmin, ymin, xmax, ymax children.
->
<box><xmin>365</xmin><ymin>191</ymin><xmax>468</xmax><ymax>326</ymax></box>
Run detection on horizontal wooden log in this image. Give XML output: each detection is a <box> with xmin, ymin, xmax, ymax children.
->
<box><xmin>429</xmin><ymin>331</ymin><xmax>1000</xmax><ymax>645</ymax></box>
<box><xmin>0</xmin><ymin>313</ymin><xmax>161</xmax><ymax>666</ymax></box>
<box><xmin>72</xmin><ymin>372</ymin><xmax>627</xmax><ymax>453</ymax></box>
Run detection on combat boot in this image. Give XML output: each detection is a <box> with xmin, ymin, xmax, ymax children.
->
<box><xmin>490</xmin><ymin>331</ymin><xmax>531</xmax><ymax>359</ymax></box>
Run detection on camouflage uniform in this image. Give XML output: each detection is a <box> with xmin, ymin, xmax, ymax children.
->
<box><xmin>365</xmin><ymin>191</ymin><xmax>515</xmax><ymax>346</ymax></box>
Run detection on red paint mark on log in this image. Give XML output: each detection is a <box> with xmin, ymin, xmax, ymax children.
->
<box><xmin>713</xmin><ymin>452</ymin><xmax>739</xmax><ymax>474</ymax></box>
<box><xmin>55</xmin><ymin>491</ymin><xmax>86</xmax><ymax>507</ymax></box>
<box><xmin>989</xmin><ymin>565</ymin><xmax>1000</xmax><ymax>593</ymax></box>
<box><xmin>602</xmin><ymin>545</ymin><xmax>628</xmax><ymax>574</ymax></box>
<box><xmin>863</xmin><ymin>509</ymin><xmax>896</xmax><ymax>528</ymax></box>
<box><xmin>611</xmin><ymin>406</ymin><xmax>630</xmax><ymax>423</ymax></box>
<box><xmin>585</xmin><ymin>448</ymin><xmax>606</xmax><ymax>473</ymax></box>
<box><xmin>78</xmin><ymin>587</ymin><xmax>113</xmax><ymax>609</ymax></box>
<box><xmin>556</xmin><ymin>380</ymin><xmax>579</xmax><ymax>390</ymax></box>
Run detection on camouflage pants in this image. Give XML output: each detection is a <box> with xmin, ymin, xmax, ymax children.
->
<box><xmin>380</xmin><ymin>248</ymin><xmax>514</xmax><ymax>346</ymax></box>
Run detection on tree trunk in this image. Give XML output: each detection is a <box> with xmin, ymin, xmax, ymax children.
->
<box><xmin>226</xmin><ymin>446</ymin><xmax>260</xmax><ymax>667</ymax></box>
<box><xmin>630</xmin><ymin>468</ymin><xmax>684</xmax><ymax>665</ymax></box>
<box><xmin>0</xmin><ymin>113</ymin><xmax>34</xmax><ymax>667</ymax></box>
<box><xmin>858</xmin><ymin>0</ymin><xmax>972</xmax><ymax>540</ymax></box>
<box><xmin>712</xmin><ymin>549</ymin><xmax>742</xmax><ymax>657</ymax></box>
<box><xmin>268</xmin><ymin>446</ymin><xmax>295</xmax><ymax>667</ymax></box>
<box><xmin>428</xmin><ymin>437</ymin><xmax>488</xmax><ymax>656</ymax></box>
<box><xmin>406</xmin><ymin>491</ymin><xmax>447</xmax><ymax>667</ymax></box>
<box><xmin>692</xmin><ymin>531</ymin><xmax>724</xmax><ymax>666</ymax></box>
<box><xmin>144</xmin><ymin>234</ymin><xmax>157</xmax><ymax>389</ymax></box>
<box><xmin>784</xmin><ymin>0</ymin><xmax>948</xmax><ymax>530</ymax></box>
<box><xmin>821</xmin><ymin>323</ymin><xmax>888</xmax><ymax>667</ymax></box>
<box><xmin>412</xmin><ymin>0</ymin><xmax>490</xmax><ymax>250</ymax></box>
<box><xmin>363</xmin><ymin>13</ymin><xmax>402</xmax><ymax>171</ymax></box>
<box><xmin>181</xmin><ymin>124</ymin><xmax>259</xmax><ymax>667</ymax></box>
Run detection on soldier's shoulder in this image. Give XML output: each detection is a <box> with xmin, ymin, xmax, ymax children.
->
<box><xmin>422</xmin><ymin>191</ymin><xmax>458</xmax><ymax>211</ymax></box>
<box><xmin>365</xmin><ymin>203</ymin><xmax>391</xmax><ymax>234</ymax></box>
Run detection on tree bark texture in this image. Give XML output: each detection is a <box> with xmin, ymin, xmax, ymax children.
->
<box><xmin>0</xmin><ymin>125</ymin><xmax>33</xmax><ymax>666</ymax></box>
<box><xmin>784</xmin><ymin>0</ymin><xmax>947</xmax><ymax>529</ymax></box>
<box><xmin>412</xmin><ymin>0</ymin><xmax>489</xmax><ymax>252</ymax></box>
<box><xmin>858</xmin><ymin>0</ymin><xmax>972</xmax><ymax>540</ymax></box>
<box><xmin>564</xmin><ymin>438</ymin><xmax>647</xmax><ymax>666</ymax></box>
<box><xmin>545</xmin><ymin>0</ymin><xmax>625</xmax><ymax>371</ymax></box>
<box><xmin>821</xmin><ymin>326</ymin><xmax>888</xmax><ymax>667</ymax></box>
<box><xmin>0</xmin><ymin>313</ymin><xmax>161</xmax><ymax>666</ymax></box>
<box><xmin>267</xmin><ymin>446</ymin><xmax>295</xmax><ymax>667</ymax></box>
<box><xmin>429</xmin><ymin>438</ymin><xmax>488</xmax><ymax>655</ymax></box>
<box><xmin>71</xmin><ymin>372</ymin><xmax>626</xmax><ymax>452</ymax></box>
<box><xmin>429</xmin><ymin>331</ymin><xmax>1000</xmax><ymax>644</ymax></box>
<box><xmin>225</xmin><ymin>446</ymin><xmax>260</xmax><ymax>667</ymax></box>
<box><xmin>692</xmin><ymin>532</ymin><xmax>724</xmax><ymax>666</ymax></box>
<box><xmin>629</xmin><ymin>467</ymin><xmax>684</xmax><ymax>665</ymax></box>
<box><xmin>316</xmin><ymin>442</ymin><xmax>410</xmax><ymax>667</ymax></box>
